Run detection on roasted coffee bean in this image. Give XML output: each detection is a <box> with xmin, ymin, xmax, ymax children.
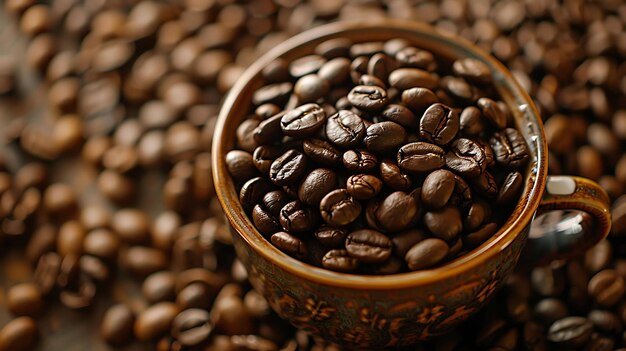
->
<box><xmin>142</xmin><ymin>271</ymin><xmax>176</xmax><ymax>304</ymax></box>
<box><xmin>135</xmin><ymin>302</ymin><xmax>180</xmax><ymax>342</ymax></box>
<box><xmin>122</xmin><ymin>246</ymin><xmax>168</xmax><ymax>278</ymax></box>
<box><xmin>280</xmin><ymin>104</ymin><xmax>326</xmax><ymax>138</ymax></box>
<box><xmin>588</xmin><ymin>269</ymin><xmax>625</xmax><ymax>307</ymax></box>
<box><xmin>388</xmin><ymin>68</ymin><xmax>439</xmax><ymax>90</ymax></box>
<box><xmin>424</xmin><ymin>206</ymin><xmax>463</xmax><ymax>241</ymax></box>
<box><xmin>376</xmin><ymin>191</ymin><xmax>419</xmax><ymax>232</ymax></box>
<box><xmin>325</xmin><ymin>110</ymin><xmax>365</xmax><ymax>148</ymax></box>
<box><xmin>397</xmin><ymin>142</ymin><xmax>445</xmax><ymax>173</ymax></box>
<box><xmin>270</xmin><ymin>232</ymin><xmax>307</xmax><ymax>259</ymax></box>
<box><xmin>302</xmin><ymin>139</ymin><xmax>341</xmax><ymax>166</ymax></box>
<box><xmin>297</xmin><ymin>169</ymin><xmax>337</xmax><ymax>207</ymax></box>
<box><xmin>534</xmin><ymin>298</ymin><xmax>569</xmax><ymax>326</ymax></box>
<box><xmin>490</xmin><ymin>128</ymin><xmax>530</xmax><ymax>168</ymax></box>
<box><xmin>453</xmin><ymin>58</ymin><xmax>492</xmax><ymax>85</ymax></box>
<box><xmin>252</xmin><ymin>204</ymin><xmax>281</xmax><ymax>236</ymax></box>
<box><xmin>0</xmin><ymin>317</ymin><xmax>39</xmax><ymax>351</ymax></box>
<box><xmin>236</xmin><ymin>119</ymin><xmax>261</xmax><ymax>153</ymax></box>
<box><xmin>347</xmin><ymin>85</ymin><xmax>388</xmax><ymax>111</ymax></box>
<box><xmin>269</xmin><ymin>150</ymin><xmax>307</xmax><ymax>186</ymax></box>
<box><xmin>465</xmin><ymin>201</ymin><xmax>490</xmax><ymax>231</ymax></box>
<box><xmin>547</xmin><ymin>317</ymin><xmax>593</xmax><ymax>348</ymax></box>
<box><xmin>497</xmin><ymin>171</ymin><xmax>523</xmax><ymax>205</ymax></box>
<box><xmin>381</xmin><ymin>104</ymin><xmax>418</xmax><ymax>128</ymax></box>
<box><xmin>294</xmin><ymin>75</ymin><xmax>329</xmax><ymax>103</ymax></box>
<box><xmin>395</xmin><ymin>47</ymin><xmax>435</xmax><ymax>69</ymax></box>
<box><xmin>7</xmin><ymin>283</ymin><xmax>44</xmax><ymax>317</ymax></box>
<box><xmin>101</xmin><ymin>304</ymin><xmax>135</xmax><ymax>346</ymax></box>
<box><xmin>289</xmin><ymin>55</ymin><xmax>326</xmax><ymax>78</ymax></box>
<box><xmin>459</xmin><ymin>106</ymin><xmax>485</xmax><ymax>137</ymax></box>
<box><xmin>318</xmin><ymin>57</ymin><xmax>351</xmax><ymax>85</ymax></box>
<box><xmin>364</xmin><ymin>121</ymin><xmax>407</xmax><ymax>154</ymax></box>
<box><xmin>176</xmin><ymin>283</ymin><xmax>212</xmax><ymax>311</ymax></box>
<box><xmin>346</xmin><ymin>174</ymin><xmax>382</xmax><ymax>200</ymax></box>
<box><xmin>254</xmin><ymin>113</ymin><xmax>284</xmax><ymax>146</ymax></box>
<box><xmin>391</xmin><ymin>229</ymin><xmax>426</xmax><ymax>257</ymax></box>
<box><xmin>587</xmin><ymin>310</ymin><xmax>622</xmax><ymax>334</ymax></box>
<box><xmin>342</xmin><ymin>149</ymin><xmax>378</xmax><ymax>173</ymax></box>
<box><xmin>260</xmin><ymin>191</ymin><xmax>289</xmax><ymax>219</ymax></box>
<box><xmin>471</xmin><ymin>171</ymin><xmax>498</xmax><ymax>197</ymax></box>
<box><xmin>401</xmin><ymin>87</ymin><xmax>438</xmax><ymax>113</ymax></box>
<box><xmin>252</xmin><ymin>83</ymin><xmax>292</xmax><ymax>106</ymax></box>
<box><xmin>478</xmin><ymin>97</ymin><xmax>507</xmax><ymax>130</ymax></box>
<box><xmin>322</xmin><ymin>249</ymin><xmax>359</xmax><ymax>272</ymax></box>
<box><xmin>315</xmin><ymin>226</ymin><xmax>348</xmax><ymax>248</ymax></box>
<box><xmin>345</xmin><ymin>229</ymin><xmax>392</xmax><ymax>263</ymax></box>
<box><xmin>379</xmin><ymin>159</ymin><xmax>412</xmax><ymax>191</ymax></box>
<box><xmin>585</xmin><ymin>240</ymin><xmax>613</xmax><ymax>273</ymax></box>
<box><xmin>226</xmin><ymin>150</ymin><xmax>258</xmax><ymax>182</ymax></box>
<box><xmin>239</xmin><ymin>177</ymin><xmax>273</xmax><ymax>211</ymax></box>
<box><xmin>446</xmin><ymin>138</ymin><xmax>487</xmax><ymax>178</ymax></box>
<box><xmin>531</xmin><ymin>266</ymin><xmax>566</xmax><ymax>297</ymax></box>
<box><xmin>320</xmin><ymin>189</ymin><xmax>361</xmax><ymax>227</ymax></box>
<box><xmin>252</xmin><ymin>146</ymin><xmax>282</xmax><ymax>175</ymax></box>
<box><xmin>405</xmin><ymin>238</ymin><xmax>449</xmax><ymax>270</ymax></box>
<box><xmin>171</xmin><ymin>309</ymin><xmax>213</xmax><ymax>347</ymax></box>
<box><xmin>111</xmin><ymin>209</ymin><xmax>150</xmax><ymax>245</ymax></box>
<box><xmin>465</xmin><ymin>222</ymin><xmax>498</xmax><ymax>248</ymax></box>
<box><xmin>421</xmin><ymin>169</ymin><xmax>456</xmax><ymax>209</ymax></box>
<box><xmin>420</xmin><ymin>103</ymin><xmax>460</xmax><ymax>146</ymax></box>
<box><xmin>279</xmin><ymin>201</ymin><xmax>316</xmax><ymax>233</ymax></box>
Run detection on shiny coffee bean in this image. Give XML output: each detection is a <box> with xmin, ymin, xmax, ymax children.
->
<box><xmin>269</xmin><ymin>150</ymin><xmax>307</xmax><ymax>186</ymax></box>
<box><xmin>364</xmin><ymin>121</ymin><xmax>407</xmax><ymax>154</ymax></box>
<box><xmin>376</xmin><ymin>191</ymin><xmax>419</xmax><ymax>232</ymax></box>
<box><xmin>547</xmin><ymin>316</ymin><xmax>593</xmax><ymax>348</ymax></box>
<box><xmin>171</xmin><ymin>309</ymin><xmax>213</xmax><ymax>347</ymax></box>
<box><xmin>401</xmin><ymin>87</ymin><xmax>438</xmax><ymax>113</ymax></box>
<box><xmin>588</xmin><ymin>269</ymin><xmax>625</xmax><ymax>307</ymax></box>
<box><xmin>446</xmin><ymin>138</ymin><xmax>487</xmax><ymax>178</ymax></box>
<box><xmin>420</xmin><ymin>103</ymin><xmax>460</xmax><ymax>146</ymax></box>
<box><xmin>346</xmin><ymin>174</ymin><xmax>382</xmax><ymax>200</ymax></box>
<box><xmin>279</xmin><ymin>201</ymin><xmax>316</xmax><ymax>233</ymax></box>
<box><xmin>379</xmin><ymin>159</ymin><xmax>412</xmax><ymax>191</ymax></box>
<box><xmin>342</xmin><ymin>149</ymin><xmax>378</xmax><ymax>173</ymax></box>
<box><xmin>0</xmin><ymin>317</ymin><xmax>39</xmax><ymax>351</ymax></box>
<box><xmin>388</xmin><ymin>68</ymin><xmax>439</xmax><ymax>90</ymax></box>
<box><xmin>405</xmin><ymin>238</ymin><xmax>449</xmax><ymax>270</ymax></box>
<box><xmin>345</xmin><ymin>229</ymin><xmax>392</xmax><ymax>264</ymax></box>
<box><xmin>347</xmin><ymin>85</ymin><xmax>388</xmax><ymax>111</ymax></box>
<box><xmin>239</xmin><ymin>177</ymin><xmax>273</xmax><ymax>211</ymax></box>
<box><xmin>452</xmin><ymin>58</ymin><xmax>492</xmax><ymax>85</ymax></box>
<box><xmin>302</xmin><ymin>139</ymin><xmax>341</xmax><ymax>166</ymax></box>
<box><xmin>298</xmin><ymin>168</ymin><xmax>337</xmax><ymax>206</ymax></box>
<box><xmin>280</xmin><ymin>103</ymin><xmax>326</xmax><ymax>138</ymax></box>
<box><xmin>490</xmin><ymin>128</ymin><xmax>530</xmax><ymax>168</ymax></box>
<box><xmin>478</xmin><ymin>97</ymin><xmax>507</xmax><ymax>130</ymax></box>
<box><xmin>320</xmin><ymin>189</ymin><xmax>361</xmax><ymax>227</ymax></box>
<box><xmin>7</xmin><ymin>283</ymin><xmax>44</xmax><ymax>317</ymax></box>
<box><xmin>315</xmin><ymin>226</ymin><xmax>349</xmax><ymax>248</ymax></box>
<box><xmin>325</xmin><ymin>110</ymin><xmax>365</xmax><ymax>148</ymax></box>
<box><xmin>421</xmin><ymin>169</ymin><xmax>456</xmax><ymax>209</ymax></box>
<box><xmin>424</xmin><ymin>206</ymin><xmax>463</xmax><ymax>241</ymax></box>
<box><xmin>134</xmin><ymin>302</ymin><xmax>180</xmax><ymax>342</ymax></box>
<box><xmin>101</xmin><ymin>304</ymin><xmax>135</xmax><ymax>346</ymax></box>
<box><xmin>397</xmin><ymin>142</ymin><xmax>445</xmax><ymax>173</ymax></box>
<box><xmin>270</xmin><ymin>232</ymin><xmax>307</xmax><ymax>259</ymax></box>
<box><xmin>322</xmin><ymin>249</ymin><xmax>359</xmax><ymax>272</ymax></box>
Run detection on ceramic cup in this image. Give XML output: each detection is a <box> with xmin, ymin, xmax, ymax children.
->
<box><xmin>212</xmin><ymin>20</ymin><xmax>611</xmax><ymax>349</ymax></box>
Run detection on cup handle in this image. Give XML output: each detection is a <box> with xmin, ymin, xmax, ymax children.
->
<box><xmin>521</xmin><ymin>176</ymin><xmax>612</xmax><ymax>267</ymax></box>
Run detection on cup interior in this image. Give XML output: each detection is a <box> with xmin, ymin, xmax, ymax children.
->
<box><xmin>212</xmin><ymin>19</ymin><xmax>548</xmax><ymax>289</ymax></box>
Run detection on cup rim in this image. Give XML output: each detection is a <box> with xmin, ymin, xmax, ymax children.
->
<box><xmin>212</xmin><ymin>19</ymin><xmax>548</xmax><ymax>290</ymax></box>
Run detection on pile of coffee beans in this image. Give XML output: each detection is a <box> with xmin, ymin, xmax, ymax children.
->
<box><xmin>227</xmin><ymin>39</ymin><xmax>530</xmax><ymax>273</ymax></box>
<box><xmin>0</xmin><ymin>0</ymin><xmax>626</xmax><ymax>349</ymax></box>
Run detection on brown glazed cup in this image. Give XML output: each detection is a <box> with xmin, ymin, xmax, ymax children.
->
<box><xmin>212</xmin><ymin>20</ymin><xmax>612</xmax><ymax>349</ymax></box>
